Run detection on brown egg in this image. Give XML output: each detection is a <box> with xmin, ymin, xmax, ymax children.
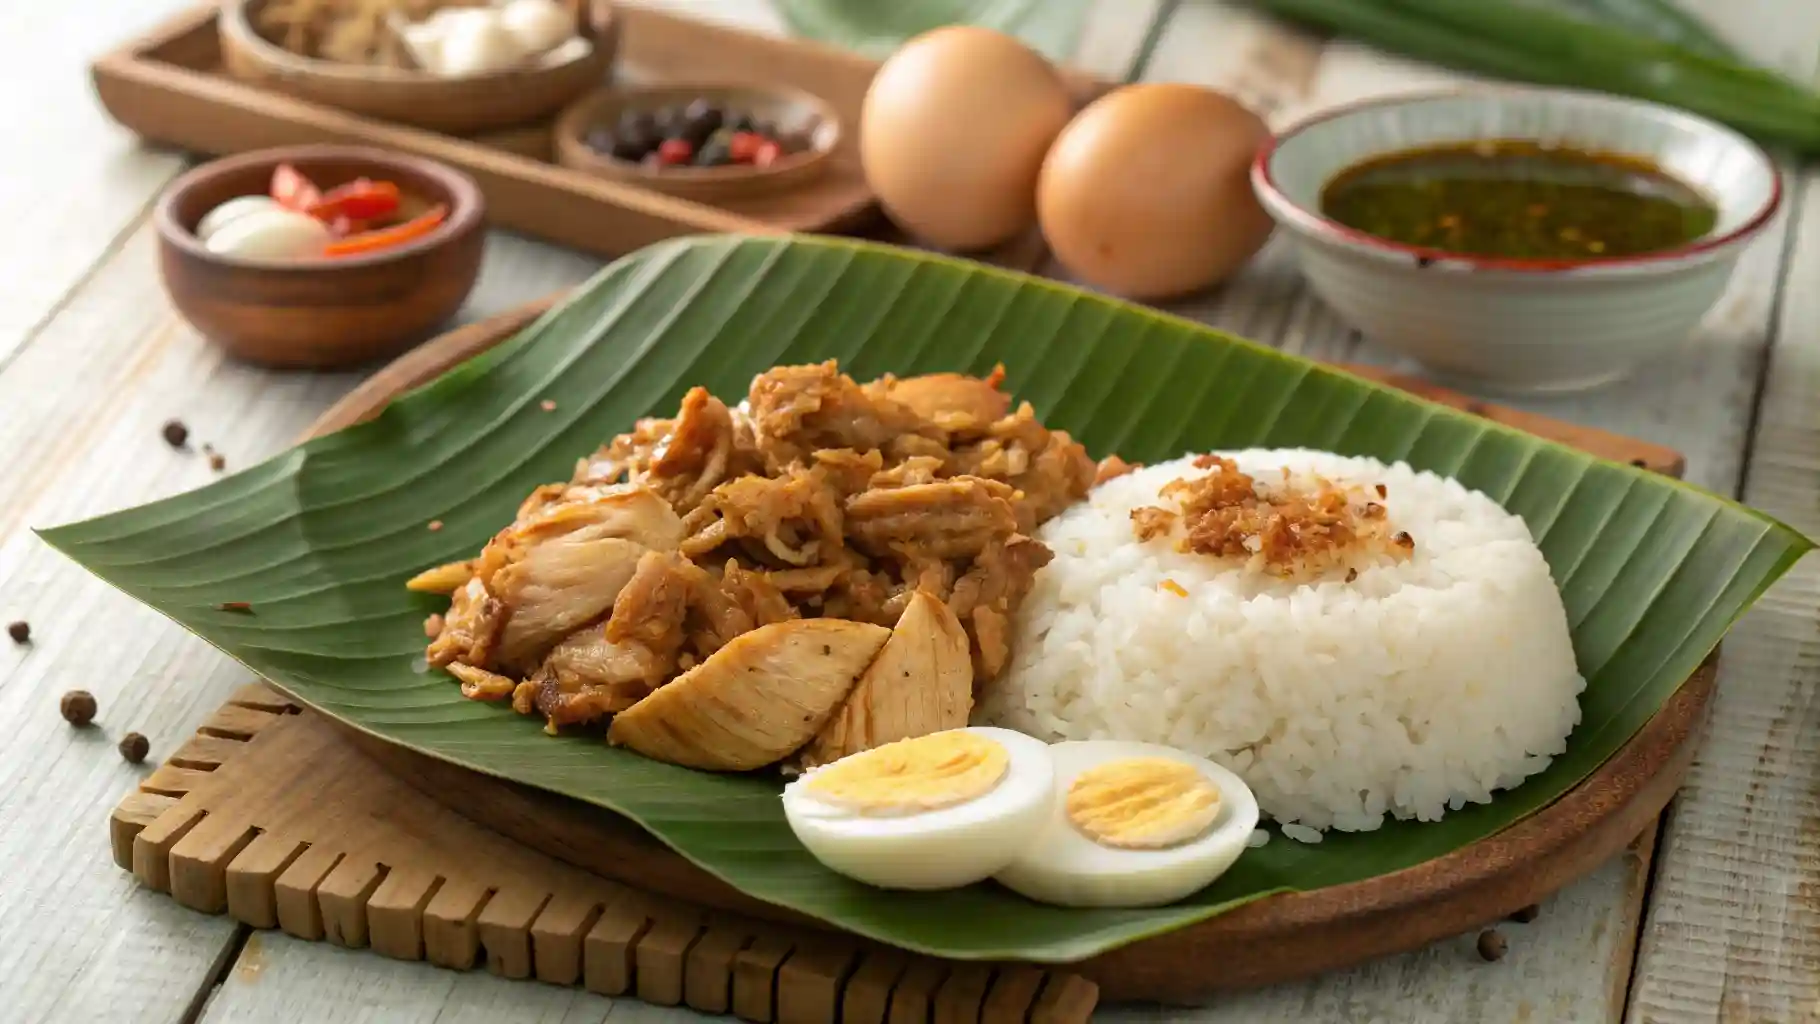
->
<box><xmin>1038</xmin><ymin>83</ymin><xmax>1275</xmax><ymax>300</ymax></box>
<box><xmin>860</xmin><ymin>26</ymin><xmax>1075</xmax><ymax>252</ymax></box>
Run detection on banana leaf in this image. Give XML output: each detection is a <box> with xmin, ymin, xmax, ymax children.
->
<box><xmin>42</xmin><ymin>235</ymin><xmax>1810</xmax><ymax>961</ymax></box>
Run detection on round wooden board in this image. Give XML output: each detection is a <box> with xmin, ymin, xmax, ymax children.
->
<box><xmin>301</xmin><ymin>302</ymin><xmax>1716</xmax><ymax>1004</ymax></box>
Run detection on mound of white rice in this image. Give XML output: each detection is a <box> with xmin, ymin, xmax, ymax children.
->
<box><xmin>976</xmin><ymin>449</ymin><xmax>1585</xmax><ymax>834</ymax></box>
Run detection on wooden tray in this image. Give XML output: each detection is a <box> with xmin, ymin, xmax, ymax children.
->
<box><xmin>93</xmin><ymin>3</ymin><xmax>882</xmax><ymax>255</ymax></box>
<box><xmin>91</xmin><ymin>4</ymin><xmax>1102</xmax><ymax>260</ymax></box>
<box><xmin>110</xmin><ymin>295</ymin><xmax>1701</xmax><ymax>1005</ymax></box>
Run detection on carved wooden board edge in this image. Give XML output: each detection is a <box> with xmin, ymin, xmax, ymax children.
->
<box><xmin>106</xmin><ymin>685</ymin><xmax>1099</xmax><ymax>1024</ymax></box>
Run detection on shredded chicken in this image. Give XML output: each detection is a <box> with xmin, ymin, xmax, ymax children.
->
<box><xmin>946</xmin><ymin>403</ymin><xmax>1098</xmax><ymax>532</ymax></box>
<box><xmin>418</xmin><ymin>360</ymin><xmax>1098</xmax><ymax>757</ymax></box>
<box><xmin>426</xmin><ymin>485</ymin><xmax>686</xmax><ymax>674</ymax></box>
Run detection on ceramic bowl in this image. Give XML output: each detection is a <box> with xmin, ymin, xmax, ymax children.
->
<box><xmin>1252</xmin><ymin>87</ymin><xmax>1781</xmax><ymax>394</ymax></box>
<box><xmin>155</xmin><ymin>145</ymin><xmax>487</xmax><ymax>369</ymax></box>
<box><xmin>554</xmin><ymin>83</ymin><xmax>841</xmax><ymax>202</ymax></box>
<box><xmin>219</xmin><ymin>0</ymin><xmax>618</xmax><ymax>136</ymax></box>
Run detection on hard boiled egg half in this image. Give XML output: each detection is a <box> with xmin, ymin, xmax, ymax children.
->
<box><xmin>781</xmin><ymin>727</ymin><xmax>1054</xmax><ymax>891</ymax></box>
<box><xmin>993</xmin><ymin>741</ymin><xmax>1259</xmax><ymax>908</ymax></box>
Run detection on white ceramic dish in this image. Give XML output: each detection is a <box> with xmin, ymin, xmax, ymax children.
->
<box><xmin>1252</xmin><ymin>88</ymin><xmax>1781</xmax><ymax>395</ymax></box>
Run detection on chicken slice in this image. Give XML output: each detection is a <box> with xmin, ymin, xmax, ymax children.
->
<box><xmin>845</xmin><ymin>477</ymin><xmax>1020</xmax><ymax>560</ymax></box>
<box><xmin>604</xmin><ymin>550</ymin><xmax>696</xmax><ymax>651</ymax></box>
<box><xmin>532</xmin><ymin>550</ymin><xmax>695</xmax><ymax>729</ymax></box>
<box><xmin>532</xmin><ymin>628</ymin><xmax>675</xmax><ymax>728</ymax></box>
<box><xmin>868</xmin><ymin>367</ymin><xmax>1010</xmax><ymax>438</ymax></box>
<box><xmin>481</xmin><ymin>486</ymin><xmax>686</xmax><ymax>671</ymax></box>
<box><xmin>799</xmin><ymin>592</ymin><xmax>973</xmax><ymax>769</ymax></box>
<box><xmin>607</xmin><ymin>619</ymin><xmax>890</xmax><ymax>771</ymax></box>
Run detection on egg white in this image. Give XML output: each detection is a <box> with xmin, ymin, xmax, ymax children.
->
<box><xmin>993</xmin><ymin>740</ymin><xmax>1259</xmax><ymax>908</ymax></box>
<box><xmin>781</xmin><ymin>726</ymin><xmax>1055</xmax><ymax>891</ymax></box>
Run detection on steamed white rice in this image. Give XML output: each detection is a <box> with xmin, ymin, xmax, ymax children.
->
<box><xmin>976</xmin><ymin>449</ymin><xmax>1585</xmax><ymax>834</ymax></box>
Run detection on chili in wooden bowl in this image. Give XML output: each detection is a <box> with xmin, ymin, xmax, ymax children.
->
<box><xmin>155</xmin><ymin>145</ymin><xmax>487</xmax><ymax>369</ymax></box>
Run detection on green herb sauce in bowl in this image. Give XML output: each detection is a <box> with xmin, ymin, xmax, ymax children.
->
<box><xmin>1319</xmin><ymin>140</ymin><xmax>1719</xmax><ymax>262</ymax></box>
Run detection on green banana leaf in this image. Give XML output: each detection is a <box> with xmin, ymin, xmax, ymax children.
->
<box><xmin>43</xmin><ymin>235</ymin><xmax>1810</xmax><ymax>961</ymax></box>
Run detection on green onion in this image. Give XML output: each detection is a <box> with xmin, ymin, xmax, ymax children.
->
<box><xmin>1249</xmin><ymin>0</ymin><xmax>1820</xmax><ymax>154</ymax></box>
<box><xmin>1539</xmin><ymin>0</ymin><xmax>1740</xmax><ymax>62</ymax></box>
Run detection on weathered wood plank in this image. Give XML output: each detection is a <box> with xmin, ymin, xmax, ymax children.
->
<box><xmin>197</xmin><ymin>932</ymin><xmax>615</xmax><ymax>1023</ymax></box>
<box><xmin>1108</xmin><ymin>837</ymin><xmax>1655</xmax><ymax>1023</ymax></box>
<box><xmin>0</xmin><ymin>227</ymin><xmax>333</xmax><ymax>1022</ymax></box>
<box><xmin>0</xmin><ymin>226</ymin><xmax>597</xmax><ymax>1022</ymax></box>
<box><xmin>1624</xmin><ymin>169</ymin><xmax>1820</xmax><ymax>1024</ymax></box>
<box><xmin>0</xmin><ymin>0</ymin><xmax>196</xmax><ymax>366</ymax></box>
<box><xmin>1618</xmin><ymin>4</ymin><xmax>1820</xmax><ymax>1021</ymax></box>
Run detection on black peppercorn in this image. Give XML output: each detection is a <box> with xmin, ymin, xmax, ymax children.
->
<box><xmin>613</xmin><ymin>109</ymin><xmax>660</xmax><ymax>158</ymax></box>
<box><xmin>60</xmin><ymin>690</ymin><xmax>97</xmax><ymax>727</ymax></box>
<box><xmin>118</xmin><ymin>732</ymin><xmax>150</xmax><ymax>764</ymax></box>
<box><xmin>616</xmin><ymin>108</ymin><xmax>657</xmax><ymax>139</ymax></box>
<box><xmin>679</xmin><ymin>99</ymin><xmax>724</xmax><ymax>147</ymax></box>
<box><xmin>7</xmin><ymin>620</ymin><xmax>28</xmax><ymax>644</ymax></box>
<box><xmin>1476</xmin><ymin>929</ymin><xmax>1507</xmax><ymax>962</ymax></box>
<box><xmin>1508</xmin><ymin>904</ymin><xmax>1540</xmax><ymax>923</ymax></box>
<box><xmin>652</xmin><ymin>103</ymin><xmax>688</xmax><ymax>139</ymax></box>
<box><xmin>162</xmin><ymin>419</ymin><xmax>189</xmax><ymax>448</ymax></box>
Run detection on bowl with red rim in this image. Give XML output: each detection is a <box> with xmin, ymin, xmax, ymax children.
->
<box><xmin>1252</xmin><ymin>87</ymin><xmax>1780</xmax><ymax>395</ymax></box>
<box><xmin>155</xmin><ymin>145</ymin><xmax>487</xmax><ymax>370</ymax></box>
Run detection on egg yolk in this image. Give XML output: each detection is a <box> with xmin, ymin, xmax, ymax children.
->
<box><xmin>801</xmin><ymin>731</ymin><xmax>1009</xmax><ymax>816</ymax></box>
<box><xmin>1065</xmin><ymin>757</ymin><xmax>1221</xmax><ymax>849</ymax></box>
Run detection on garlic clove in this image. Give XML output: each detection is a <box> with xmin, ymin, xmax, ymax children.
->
<box><xmin>196</xmin><ymin>195</ymin><xmax>283</xmax><ymax>244</ymax></box>
<box><xmin>434</xmin><ymin>12</ymin><xmax>530</xmax><ymax>76</ymax></box>
<box><xmin>497</xmin><ymin>0</ymin><xmax>575</xmax><ymax>55</ymax></box>
<box><xmin>204</xmin><ymin>208</ymin><xmax>333</xmax><ymax>261</ymax></box>
<box><xmin>391</xmin><ymin>14</ymin><xmax>447</xmax><ymax>73</ymax></box>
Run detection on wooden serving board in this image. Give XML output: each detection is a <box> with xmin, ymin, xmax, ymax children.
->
<box><xmin>90</xmin><ymin>4</ymin><xmax>1103</xmax><ymax>260</ymax></box>
<box><xmin>111</xmin><ymin>297</ymin><xmax>1705</xmax><ymax>1009</ymax></box>
<box><xmin>112</xmin><ymin>684</ymin><xmax>1101</xmax><ymax>1024</ymax></box>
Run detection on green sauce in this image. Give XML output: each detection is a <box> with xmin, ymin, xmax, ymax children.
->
<box><xmin>1318</xmin><ymin>140</ymin><xmax>1718</xmax><ymax>261</ymax></box>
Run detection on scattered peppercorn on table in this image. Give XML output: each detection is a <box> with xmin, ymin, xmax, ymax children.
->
<box><xmin>6</xmin><ymin>1</ymin><xmax>1820</xmax><ymax>1022</ymax></box>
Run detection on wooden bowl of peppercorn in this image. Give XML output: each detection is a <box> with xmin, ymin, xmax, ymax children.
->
<box><xmin>553</xmin><ymin>83</ymin><xmax>841</xmax><ymax>202</ymax></box>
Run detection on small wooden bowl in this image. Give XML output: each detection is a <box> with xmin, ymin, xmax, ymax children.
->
<box><xmin>554</xmin><ymin>83</ymin><xmax>841</xmax><ymax>202</ymax></box>
<box><xmin>219</xmin><ymin>0</ymin><xmax>619</xmax><ymax>136</ymax></box>
<box><xmin>155</xmin><ymin>145</ymin><xmax>487</xmax><ymax>370</ymax></box>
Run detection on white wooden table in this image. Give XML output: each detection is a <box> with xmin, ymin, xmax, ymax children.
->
<box><xmin>5</xmin><ymin>2</ymin><xmax>1820</xmax><ymax>1021</ymax></box>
